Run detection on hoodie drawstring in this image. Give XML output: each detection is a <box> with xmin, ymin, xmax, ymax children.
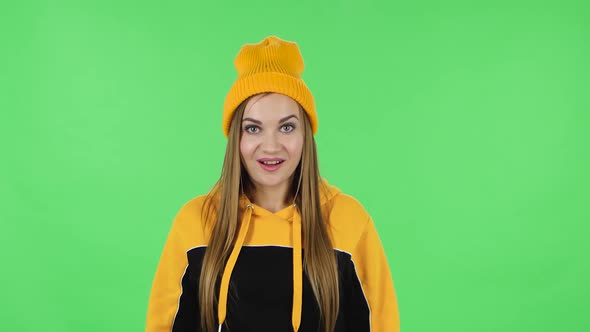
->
<box><xmin>217</xmin><ymin>203</ymin><xmax>254</xmax><ymax>331</ymax></box>
<box><xmin>291</xmin><ymin>206</ymin><xmax>303</xmax><ymax>332</ymax></box>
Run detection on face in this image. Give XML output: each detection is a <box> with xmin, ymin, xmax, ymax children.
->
<box><xmin>240</xmin><ymin>93</ymin><xmax>304</xmax><ymax>194</ymax></box>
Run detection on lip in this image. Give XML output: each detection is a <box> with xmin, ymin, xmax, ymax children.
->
<box><xmin>257</xmin><ymin>158</ymin><xmax>285</xmax><ymax>172</ymax></box>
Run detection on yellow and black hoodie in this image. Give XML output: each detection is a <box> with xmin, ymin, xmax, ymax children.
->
<box><xmin>145</xmin><ymin>179</ymin><xmax>400</xmax><ymax>331</ymax></box>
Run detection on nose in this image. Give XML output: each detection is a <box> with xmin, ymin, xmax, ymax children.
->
<box><xmin>261</xmin><ymin>131</ymin><xmax>281</xmax><ymax>153</ymax></box>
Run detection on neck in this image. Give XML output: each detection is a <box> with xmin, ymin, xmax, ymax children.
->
<box><xmin>251</xmin><ymin>183</ymin><xmax>292</xmax><ymax>213</ymax></box>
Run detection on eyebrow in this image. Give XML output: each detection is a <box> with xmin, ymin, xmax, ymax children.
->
<box><xmin>242</xmin><ymin>114</ymin><xmax>299</xmax><ymax>125</ymax></box>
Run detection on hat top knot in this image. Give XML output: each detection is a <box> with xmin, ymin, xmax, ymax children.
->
<box><xmin>235</xmin><ymin>36</ymin><xmax>304</xmax><ymax>77</ymax></box>
<box><xmin>262</xmin><ymin>35</ymin><xmax>282</xmax><ymax>46</ymax></box>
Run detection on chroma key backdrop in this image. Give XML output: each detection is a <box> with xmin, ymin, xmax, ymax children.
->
<box><xmin>0</xmin><ymin>0</ymin><xmax>588</xmax><ymax>331</ymax></box>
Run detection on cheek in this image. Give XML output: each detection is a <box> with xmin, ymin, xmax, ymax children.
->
<box><xmin>240</xmin><ymin>137</ymin><xmax>255</xmax><ymax>159</ymax></box>
<box><xmin>287</xmin><ymin>136</ymin><xmax>304</xmax><ymax>159</ymax></box>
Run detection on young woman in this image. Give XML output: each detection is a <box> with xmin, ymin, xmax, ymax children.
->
<box><xmin>145</xmin><ymin>36</ymin><xmax>400</xmax><ymax>332</ymax></box>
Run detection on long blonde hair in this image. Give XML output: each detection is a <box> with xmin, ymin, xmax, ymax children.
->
<box><xmin>199</xmin><ymin>94</ymin><xmax>339</xmax><ymax>331</ymax></box>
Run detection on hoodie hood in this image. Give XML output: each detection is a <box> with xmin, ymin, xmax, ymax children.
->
<box><xmin>216</xmin><ymin>178</ymin><xmax>340</xmax><ymax>332</ymax></box>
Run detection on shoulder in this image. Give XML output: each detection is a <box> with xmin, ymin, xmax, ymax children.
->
<box><xmin>326</xmin><ymin>191</ymin><xmax>372</xmax><ymax>252</ymax></box>
<box><xmin>329</xmin><ymin>192</ymin><xmax>370</xmax><ymax>220</ymax></box>
<box><xmin>174</xmin><ymin>194</ymin><xmax>209</xmax><ymax>221</ymax></box>
<box><xmin>167</xmin><ymin>193</ymin><xmax>211</xmax><ymax>240</ymax></box>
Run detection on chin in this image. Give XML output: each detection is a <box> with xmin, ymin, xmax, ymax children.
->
<box><xmin>250</xmin><ymin>170</ymin><xmax>293</xmax><ymax>187</ymax></box>
<box><xmin>253</xmin><ymin>177</ymin><xmax>289</xmax><ymax>189</ymax></box>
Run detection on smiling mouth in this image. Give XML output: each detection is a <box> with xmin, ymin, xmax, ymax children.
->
<box><xmin>259</xmin><ymin>160</ymin><xmax>283</xmax><ymax>165</ymax></box>
<box><xmin>257</xmin><ymin>159</ymin><xmax>285</xmax><ymax>172</ymax></box>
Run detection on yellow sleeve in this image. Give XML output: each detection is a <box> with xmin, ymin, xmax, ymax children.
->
<box><xmin>145</xmin><ymin>198</ymin><xmax>204</xmax><ymax>331</ymax></box>
<box><xmin>351</xmin><ymin>216</ymin><xmax>400</xmax><ymax>332</ymax></box>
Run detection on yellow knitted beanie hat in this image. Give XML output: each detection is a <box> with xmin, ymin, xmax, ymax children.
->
<box><xmin>222</xmin><ymin>36</ymin><xmax>317</xmax><ymax>137</ymax></box>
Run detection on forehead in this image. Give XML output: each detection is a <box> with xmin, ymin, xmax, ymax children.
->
<box><xmin>243</xmin><ymin>93</ymin><xmax>300</xmax><ymax>120</ymax></box>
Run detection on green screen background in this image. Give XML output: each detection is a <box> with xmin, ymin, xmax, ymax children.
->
<box><xmin>1</xmin><ymin>0</ymin><xmax>588</xmax><ymax>331</ymax></box>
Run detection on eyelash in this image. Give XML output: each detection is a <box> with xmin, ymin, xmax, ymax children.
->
<box><xmin>244</xmin><ymin>124</ymin><xmax>296</xmax><ymax>134</ymax></box>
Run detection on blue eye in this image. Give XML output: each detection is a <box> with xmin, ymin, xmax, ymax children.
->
<box><xmin>281</xmin><ymin>124</ymin><xmax>295</xmax><ymax>132</ymax></box>
<box><xmin>244</xmin><ymin>125</ymin><xmax>260</xmax><ymax>134</ymax></box>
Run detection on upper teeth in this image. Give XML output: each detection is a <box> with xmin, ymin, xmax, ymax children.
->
<box><xmin>263</xmin><ymin>160</ymin><xmax>281</xmax><ymax>165</ymax></box>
